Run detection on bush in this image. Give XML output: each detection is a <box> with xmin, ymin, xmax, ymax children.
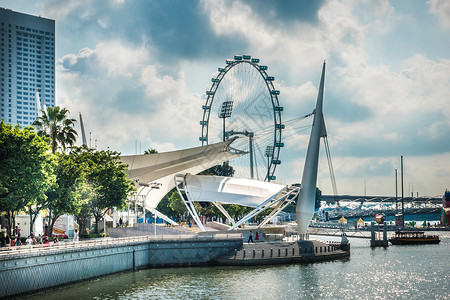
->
<box><xmin>80</xmin><ymin>233</ymin><xmax>108</xmax><ymax>239</ymax></box>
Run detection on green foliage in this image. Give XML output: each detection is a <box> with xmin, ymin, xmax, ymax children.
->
<box><xmin>80</xmin><ymin>233</ymin><xmax>108</xmax><ymax>239</ymax></box>
<box><xmin>45</xmin><ymin>152</ymin><xmax>84</xmax><ymax>234</ymax></box>
<box><xmin>168</xmin><ymin>190</ymin><xmax>187</xmax><ymax>217</ymax></box>
<box><xmin>33</xmin><ymin>106</ymin><xmax>77</xmax><ymax>153</ymax></box>
<box><xmin>200</xmin><ymin>162</ymin><xmax>235</xmax><ymax>177</ymax></box>
<box><xmin>156</xmin><ymin>189</ymin><xmax>177</xmax><ymax>218</ymax></box>
<box><xmin>143</xmin><ymin>148</ymin><xmax>158</xmax><ymax>154</ymax></box>
<box><xmin>0</xmin><ymin>120</ymin><xmax>55</xmax><ymax>235</ymax></box>
<box><xmin>71</xmin><ymin>146</ymin><xmax>136</xmax><ymax>233</ymax></box>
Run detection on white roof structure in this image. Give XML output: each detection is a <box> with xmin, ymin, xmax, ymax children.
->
<box><xmin>183</xmin><ymin>174</ymin><xmax>286</xmax><ymax>207</ymax></box>
<box><xmin>120</xmin><ymin>138</ymin><xmax>246</xmax><ymax>224</ymax></box>
<box><xmin>175</xmin><ymin>174</ymin><xmax>299</xmax><ymax>231</ymax></box>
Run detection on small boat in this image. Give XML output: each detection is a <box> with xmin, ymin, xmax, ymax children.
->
<box><xmin>389</xmin><ymin>230</ymin><xmax>440</xmax><ymax>245</ymax></box>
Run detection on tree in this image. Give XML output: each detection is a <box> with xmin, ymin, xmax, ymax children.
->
<box><xmin>72</xmin><ymin>146</ymin><xmax>136</xmax><ymax>233</ymax></box>
<box><xmin>0</xmin><ymin>121</ymin><xmax>54</xmax><ymax>236</ymax></box>
<box><xmin>143</xmin><ymin>148</ymin><xmax>158</xmax><ymax>154</ymax></box>
<box><xmin>45</xmin><ymin>152</ymin><xmax>84</xmax><ymax>236</ymax></box>
<box><xmin>168</xmin><ymin>191</ymin><xmax>187</xmax><ymax>223</ymax></box>
<box><xmin>32</xmin><ymin>106</ymin><xmax>77</xmax><ymax>154</ymax></box>
<box><xmin>200</xmin><ymin>162</ymin><xmax>235</xmax><ymax>177</ymax></box>
<box><xmin>74</xmin><ymin>182</ymin><xmax>96</xmax><ymax>235</ymax></box>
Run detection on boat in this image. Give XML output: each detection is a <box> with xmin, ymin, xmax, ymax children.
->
<box><xmin>389</xmin><ymin>230</ymin><xmax>440</xmax><ymax>245</ymax></box>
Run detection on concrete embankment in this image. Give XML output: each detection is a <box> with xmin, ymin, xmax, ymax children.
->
<box><xmin>0</xmin><ymin>235</ymin><xmax>242</xmax><ymax>298</ymax></box>
<box><xmin>214</xmin><ymin>240</ymin><xmax>349</xmax><ymax>266</ymax></box>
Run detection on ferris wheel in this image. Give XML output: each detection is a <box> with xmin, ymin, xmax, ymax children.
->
<box><xmin>199</xmin><ymin>55</ymin><xmax>284</xmax><ymax>181</ymax></box>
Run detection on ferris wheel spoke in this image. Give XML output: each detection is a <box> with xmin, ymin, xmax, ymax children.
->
<box><xmin>200</xmin><ymin>55</ymin><xmax>284</xmax><ymax>181</ymax></box>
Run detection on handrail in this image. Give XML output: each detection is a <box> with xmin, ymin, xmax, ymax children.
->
<box><xmin>0</xmin><ymin>234</ymin><xmax>242</xmax><ymax>258</ymax></box>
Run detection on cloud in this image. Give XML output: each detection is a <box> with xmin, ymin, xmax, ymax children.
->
<box><xmin>56</xmin><ymin>41</ymin><xmax>201</xmax><ymax>154</ymax></box>
<box><xmin>428</xmin><ymin>0</ymin><xmax>450</xmax><ymax>29</ymax></box>
<box><xmin>8</xmin><ymin>0</ymin><xmax>445</xmax><ymax>196</ymax></box>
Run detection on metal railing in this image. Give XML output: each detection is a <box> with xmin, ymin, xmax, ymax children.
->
<box><xmin>0</xmin><ymin>233</ymin><xmax>243</xmax><ymax>258</ymax></box>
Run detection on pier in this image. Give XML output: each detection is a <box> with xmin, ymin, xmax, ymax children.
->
<box><xmin>215</xmin><ymin>239</ymin><xmax>349</xmax><ymax>266</ymax></box>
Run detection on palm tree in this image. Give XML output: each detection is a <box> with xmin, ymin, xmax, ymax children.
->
<box><xmin>144</xmin><ymin>148</ymin><xmax>158</xmax><ymax>154</ymax></box>
<box><xmin>33</xmin><ymin>106</ymin><xmax>78</xmax><ymax>154</ymax></box>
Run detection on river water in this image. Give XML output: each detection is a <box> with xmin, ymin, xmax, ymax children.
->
<box><xmin>30</xmin><ymin>232</ymin><xmax>449</xmax><ymax>300</ymax></box>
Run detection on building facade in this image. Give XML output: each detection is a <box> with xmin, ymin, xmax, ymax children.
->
<box><xmin>0</xmin><ymin>7</ymin><xmax>55</xmax><ymax>128</ymax></box>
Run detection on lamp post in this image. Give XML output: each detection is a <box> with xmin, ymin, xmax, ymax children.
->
<box><xmin>219</xmin><ymin>101</ymin><xmax>233</xmax><ymax>142</ymax></box>
<box><xmin>265</xmin><ymin>146</ymin><xmax>274</xmax><ymax>181</ymax></box>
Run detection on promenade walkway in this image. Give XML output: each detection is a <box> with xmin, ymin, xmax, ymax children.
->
<box><xmin>215</xmin><ymin>239</ymin><xmax>349</xmax><ymax>265</ymax></box>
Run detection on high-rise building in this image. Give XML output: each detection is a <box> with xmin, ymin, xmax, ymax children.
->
<box><xmin>0</xmin><ymin>7</ymin><xmax>55</xmax><ymax>128</ymax></box>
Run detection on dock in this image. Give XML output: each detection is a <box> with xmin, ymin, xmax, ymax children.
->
<box><xmin>214</xmin><ymin>239</ymin><xmax>349</xmax><ymax>266</ymax></box>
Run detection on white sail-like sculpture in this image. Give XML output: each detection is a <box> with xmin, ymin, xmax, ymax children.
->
<box><xmin>120</xmin><ymin>138</ymin><xmax>246</xmax><ymax>224</ymax></box>
<box><xmin>35</xmin><ymin>89</ymin><xmax>42</xmax><ymax>118</ymax></box>
<box><xmin>296</xmin><ymin>61</ymin><xmax>327</xmax><ymax>237</ymax></box>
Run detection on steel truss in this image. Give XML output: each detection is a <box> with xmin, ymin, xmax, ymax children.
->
<box><xmin>174</xmin><ymin>174</ymin><xmax>300</xmax><ymax>232</ymax></box>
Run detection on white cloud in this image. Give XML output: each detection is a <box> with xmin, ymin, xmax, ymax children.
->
<box><xmin>56</xmin><ymin>40</ymin><xmax>200</xmax><ymax>154</ymax></box>
<box><xmin>428</xmin><ymin>0</ymin><xmax>450</xmax><ymax>29</ymax></box>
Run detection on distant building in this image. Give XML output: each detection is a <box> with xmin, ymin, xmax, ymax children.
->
<box><xmin>0</xmin><ymin>7</ymin><xmax>55</xmax><ymax>128</ymax></box>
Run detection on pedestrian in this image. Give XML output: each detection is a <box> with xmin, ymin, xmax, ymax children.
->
<box><xmin>247</xmin><ymin>231</ymin><xmax>254</xmax><ymax>243</ymax></box>
<box><xmin>15</xmin><ymin>223</ymin><xmax>21</xmax><ymax>238</ymax></box>
<box><xmin>43</xmin><ymin>221</ymin><xmax>48</xmax><ymax>235</ymax></box>
<box><xmin>25</xmin><ymin>235</ymin><xmax>33</xmax><ymax>248</ymax></box>
<box><xmin>14</xmin><ymin>237</ymin><xmax>22</xmax><ymax>246</ymax></box>
<box><xmin>73</xmin><ymin>229</ymin><xmax>79</xmax><ymax>242</ymax></box>
<box><xmin>0</xmin><ymin>232</ymin><xmax>6</xmax><ymax>247</ymax></box>
<box><xmin>119</xmin><ymin>217</ymin><xmax>123</xmax><ymax>227</ymax></box>
<box><xmin>37</xmin><ymin>234</ymin><xmax>43</xmax><ymax>244</ymax></box>
<box><xmin>53</xmin><ymin>237</ymin><xmax>59</xmax><ymax>244</ymax></box>
<box><xmin>255</xmin><ymin>231</ymin><xmax>260</xmax><ymax>242</ymax></box>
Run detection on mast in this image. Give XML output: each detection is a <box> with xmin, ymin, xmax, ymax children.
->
<box><xmin>35</xmin><ymin>89</ymin><xmax>41</xmax><ymax>118</ymax></box>
<box><xmin>296</xmin><ymin>61</ymin><xmax>327</xmax><ymax>237</ymax></box>
<box><xmin>79</xmin><ymin>112</ymin><xmax>87</xmax><ymax>146</ymax></box>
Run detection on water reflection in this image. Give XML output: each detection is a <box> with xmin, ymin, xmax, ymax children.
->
<box><xmin>29</xmin><ymin>234</ymin><xmax>449</xmax><ymax>299</ymax></box>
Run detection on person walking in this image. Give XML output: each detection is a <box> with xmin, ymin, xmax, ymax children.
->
<box><xmin>0</xmin><ymin>232</ymin><xmax>6</xmax><ymax>247</ymax></box>
<box><xmin>255</xmin><ymin>231</ymin><xmax>260</xmax><ymax>242</ymax></box>
<box><xmin>25</xmin><ymin>235</ymin><xmax>33</xmax><ymax>248</ymax></box>
<box><xmin>73</xmin><ymin>229</ymin><xmax>79</xmax><ymax>242</ymax></box>
<box><xmin>247</xmin><ymin>231</ymin><xmax>254</xmax><ymax>243</ymax></box>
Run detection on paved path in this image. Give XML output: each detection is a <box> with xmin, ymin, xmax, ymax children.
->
<box><xmin>215</xmin><ymin>239</ymin><xmax>349</xmax><ymax>266</ymax></box>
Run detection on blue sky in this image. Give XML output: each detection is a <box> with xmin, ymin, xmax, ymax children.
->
<box><xmin>3</xmin><ymin>0</ymin><xmax>450</xmax><ymax>197</ymax></box>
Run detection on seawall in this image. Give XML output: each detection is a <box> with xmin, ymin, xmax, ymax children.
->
<box><xmin>0</xmin><ymin>236</ymin><xmax>242</xmax><ymax>298</ymax></box>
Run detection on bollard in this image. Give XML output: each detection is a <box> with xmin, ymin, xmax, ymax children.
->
<box><xmin>292</xmin><ymin>248</ymin><xmax>295</xmax><ymax>256</ymax></box>
<box><xmin>270</xmin><ymin>248</ymin><xmax>273</xmax><ymax>257</ymax></box>
<box><xmin>253</xmin><ymin>249</ymin><xmax>256</xmax><ymax>257</ymax></box>
<box><xmin>262</xmin><ymin>249</ymin><xmax>264</xmax><ymax>257</ymax></box>
<box><xmin>285</xmin><ymin>248</ymin><xmax>288</xmax><ymax>256</ymax></box>
<box><xmin>243</xmin><ymin>249</ymin><xmax>246</xmax><ymax>258</ymax></box>
<box><xmin>320</xmin><ymin>247</ymin><xmax>322</xmax><ymax>253</ymax></box>
<box><xmin>278</xmin><ymin>248</ymin><xmax>281</xmax><ymax>257</ymax></box>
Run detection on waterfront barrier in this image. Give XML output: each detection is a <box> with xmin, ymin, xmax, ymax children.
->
<box><xmin>0</xmin><ymin>235</ymin><xmax>242</xmax><ymax>298</ymax></box>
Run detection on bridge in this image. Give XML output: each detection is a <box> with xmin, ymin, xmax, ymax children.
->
<box><xmin>322</xmin><ymin>195</ymin><xmax>443</xmax><ymax>205</ymax></box>
<box><xmin>321</xmin><ymin>195</ymin><xmax>443</xmax><ymax>220</ymax></box>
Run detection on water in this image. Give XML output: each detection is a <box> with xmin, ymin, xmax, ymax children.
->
<box><xmin>30</xmin><ymin>232</ymin><xmax>450</xmax><ymax>300</ymax></box>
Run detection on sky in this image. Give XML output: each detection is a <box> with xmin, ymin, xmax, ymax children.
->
<box><xmin>3</xmin><ymin>0</ymin><xmax>450</xmax><ymax>197</ymax></box>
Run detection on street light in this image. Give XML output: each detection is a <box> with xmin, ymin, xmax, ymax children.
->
<box><xmin>265</xmin><ymin>145</ymin><xmax>274</xmax><ymax>181</ymax></box>
<box><xmin>219</xmin><ymin>101</ymin><xmax>233</xmax><ymax>142</ymax></box>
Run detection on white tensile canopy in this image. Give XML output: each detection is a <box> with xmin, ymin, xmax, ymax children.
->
<box><xmin>119</xmin><ymin>138</ymin><xmax>246</xmax><ymax>224</ymax></box>
<box><xmin>176</xmin><ymin>174</ymin><xmax>299</xmax><ymax>231</ymax></box>
<box><xmin>183</xmin><ymin>174</ymin><xmax>286</xmax><ymax>207</ymax></box>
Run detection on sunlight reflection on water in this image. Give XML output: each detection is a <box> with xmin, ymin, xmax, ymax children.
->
<box><xmin>30</xmin><ymin>234</ymin><xmax>449</xmax><ymax>300</ymax></box>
